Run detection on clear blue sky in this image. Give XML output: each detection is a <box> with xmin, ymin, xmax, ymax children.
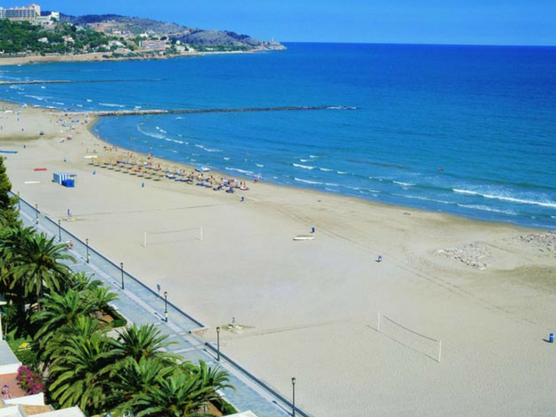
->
<box><xmin>5</xmin><ymin>0</ymin><xmax>556</xmax><ymax>46</ymax></box>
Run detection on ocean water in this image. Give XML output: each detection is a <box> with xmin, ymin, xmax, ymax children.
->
<box><xmin>1</xmin><ymin>43</ymin><xmax>556</xmax><ymax>229</ymax></box>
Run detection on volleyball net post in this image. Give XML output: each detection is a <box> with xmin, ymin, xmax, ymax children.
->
<box><xmin>438</xmin><ymin>340</ymin><xmax>442</xmax><ymax>363</ymax></box>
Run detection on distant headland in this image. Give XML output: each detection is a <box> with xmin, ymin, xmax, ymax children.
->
<box><xmin>0</xmin><ymin>4</ymin><xmax>286</xmax><ymax>66</ymax></box>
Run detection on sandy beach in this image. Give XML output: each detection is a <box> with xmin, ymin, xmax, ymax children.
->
<box><xmin>0</xmin><ymin>48</ymin><xmax>271</xmax><ymax>67</ymax></box>
<box><xmin>0</xmin><ymin>52</ymin><xmax>203</xmax><ymax>67</ymax></box>
<box><xmin>1</xmin><ymin>102</ymin><xmax>556</xmax><ymax>416</ymax></box>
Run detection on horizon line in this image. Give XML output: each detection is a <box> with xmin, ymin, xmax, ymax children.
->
<box><xmin>277</xmin><ymin>40</ymin><xmax>556</xmax><ymax>48</ymax></box>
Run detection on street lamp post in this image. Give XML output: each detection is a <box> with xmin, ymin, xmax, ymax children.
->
<box><xmin>35</xmin><ymin>203</ymin><xmax>39</xmax><ymax>224</ymax></box>
<box><xmin>86</xmin><ymin>238</ymin><xmax>90</xmax><ymax>263</ymax></box>
<box><xmin>292</xmin><ymin>377</ymin><xmax>296</xmax><ymax>417</ymax></box>
<box><xmin>216</xmin><ymin>327</ymin><xmax>221</xmax><ymax>361</ymax></box>
<box><xmin>58</xmin><ymin>220</ymin><xmax>61</xmax><ymax>242</ymax></box>
<box><xmin>120</xmin><ymin>262</ymin><xmax>125</xmax><ymax>290</ymax></box>
<box><xmin>164</xmin><ymin>291</ymin><xmax>168</xmax><ymax>322</ymax></box>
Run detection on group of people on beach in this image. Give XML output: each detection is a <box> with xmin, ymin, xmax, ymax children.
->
<box><xmin>94</xmin><ymin>152</ymin><xmax>252</xmax><ymax>195</ymax></box>
<box><xmin>196</xmin><ymin>174</ymin><xmax>250</xmax><ymax>193</ymax></box>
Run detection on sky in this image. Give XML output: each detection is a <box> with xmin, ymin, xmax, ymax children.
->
<box><xmin>3</xmin><ymin>0</ymin><xmax>556</xmax><ymax>46</ymax></box>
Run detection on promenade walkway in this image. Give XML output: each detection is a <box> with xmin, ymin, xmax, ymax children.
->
<box><xmin>15</xmin><ymin>194</ymin><xmax>311</xmax><ymax>417</ymax></box>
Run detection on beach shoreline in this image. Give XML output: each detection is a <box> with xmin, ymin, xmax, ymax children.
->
<box><xmin>2</xmin><ymin>101</ymin><xmax>556</xmax><ymax>417</ymax></box>
<box><xmin>0</xmin><ymin>47</ymin><xmax>280</xmax><ymax>67</ymax></box>
<box><xmin>80</xmin><ymin>108</ymin><xmax>550</xmax><ymax>235</ymax></box>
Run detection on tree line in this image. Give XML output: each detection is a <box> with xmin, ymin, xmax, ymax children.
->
<box><xmin>0</xmin><ymin>20</ymin><xmax>113</xmax><ymax>55</ymax></box>
<box><xmin>0</xmin><ymin>155</ymin><xmax>235</xmax><ymax>416</ymax></box>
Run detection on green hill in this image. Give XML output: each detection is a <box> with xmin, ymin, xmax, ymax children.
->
<box><xmin>0</xmin><ymin>19</ymin><xmax>111</xmax><ymax>55</ymax></box>
<box><xmin>60</xmin><ymin>14</ymin><xmax>285</xmax><ymax>51</ymax></box>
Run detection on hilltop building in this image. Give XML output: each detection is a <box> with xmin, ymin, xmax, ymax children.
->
<box><xmin>0</xmin><ymin>4</ymin><xmax>59</xmax><ymax>26</ymax></box>
<box><xmin>36</xmin><ymin>11</ymin><xmax>59</xmax><ymax>27</ymax></box>
<box><xmin>0</xmin><ymin>4</ymin><xmax>40</xmax><ymax>21</ymax></box>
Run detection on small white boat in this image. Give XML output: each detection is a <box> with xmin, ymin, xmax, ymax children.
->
<box><xmin>293</xmin><ymin>235</ymin><xmax>315</xmax><ymax>241</ymax></box>
<box><xmin>195</xmin><ymin>165</ymin><xmax>210</xmax><ymax>172</ymax></box>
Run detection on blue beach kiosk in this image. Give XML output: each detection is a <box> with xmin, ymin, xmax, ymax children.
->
<box><xmin>53</xmin><ymin>172</ymin><xmax>77</xmax><ymax>188</ymax></box>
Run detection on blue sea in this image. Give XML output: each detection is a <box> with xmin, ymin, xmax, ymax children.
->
<box><xmin>1</xmin><ymin>43</ymin><xmax>556</xmax><ymax>229</ymax></box>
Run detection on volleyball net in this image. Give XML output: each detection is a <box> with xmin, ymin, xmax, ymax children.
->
<box><xmin>377</xmin><ymin>311</ymin><xmax>442</xmax><ymax>363</ymax></box>
<box><xmin>142</xmin><ymin>227</ymin><xmax>203</xmax><ymax>247</ymax></box>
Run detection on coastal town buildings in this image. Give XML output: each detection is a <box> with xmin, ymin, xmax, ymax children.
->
<box><xmin>139</xmin><ymin>39</ymin><xmax>168</xmax><ymax>51</ymax></box>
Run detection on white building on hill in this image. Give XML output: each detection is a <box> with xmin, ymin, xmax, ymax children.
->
<box><xmin>0</xmin><ymin>4</ymin><xmax>59</xmax><ymax>26</ymax></box>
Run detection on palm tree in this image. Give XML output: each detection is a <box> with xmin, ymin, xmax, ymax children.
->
<box><xmin>42</xmin><ymin>315</ymin><xmax>105</xmax><ymax>368</ymax></box>
<box><xmin>67</xmin><ymin>273</ymin><xmax>119</xmax><ymax>316</ymax></box>
<box><xmin>88</xmin><ymin>285</ymin><xmax>119</xmax><ymax>316</ymax></box>
<box><xmin>0</xmin><ymin>209</ymin><xmax>10</xmax><ymax>227</ymax></box>
<box><xmin>33</xmin><ymin>289</ymin><xmax>97</xmax><ymax>335</ymax></box>
<box><xmin>111</xmin><ymin>360</ymin><xmax>233</xmax><ymax>417</ymax></box>
<box><xmin>48</xmin><ymin>331</ymin><xmax>119</xmax><ymax>415</ymax></box>
<box><xmin>69</xmin><ymin>272</ymin><xmax>104</xmax><ymax>292</ymax></box>
<box><xmin>108</xmin><ymin>357</ymin><xmax>177</xmax><ymax>416</ymax></box>
<box><xmin>113</xmin><ymin>323</ymin><xmax>177</xmax><ymax>362</ymax></box>
<box><xmin>188</xmin><ymin>361</ymin><xmax>233</xmax><ymax>395</ymax></box>
<box><xmin>131</xmin><ymin>371</ymin><xmax>216</xmax><ymax>417</ymax></box>
<box><xmin>0</xmin><ymin>226</ymin><xmax>34</xmax><ymax>299</ymax></box>
<box><xmin>10</xmin><ymin>232</ymin><xmax>75</xmax><ymax>306</ymax></box>
<box><xmin>0</xmin><ymin>226</ymin><xmax>34</xmax><ymax>332</ymax></box>
<box><xmin>32</xmin><ymin>289</ymin><xmax>97</xmax><ymax>362</ymax></box>
<box><xmin>0</xmin><ymin>155</ymin><xmax>19</xmax><ymax>226</ymax></box>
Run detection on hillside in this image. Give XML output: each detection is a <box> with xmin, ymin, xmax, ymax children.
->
<box><xmin>176</xmin><ymin>30</ymin><xmax>284</xmax><ymax>51</ymax></box>
<box><xmin>0</xmin><ymin>19</ymin><xmax>110</xmax><ymax>55</ymax></box>
<box><xmin>60</xmin><ymin>14</ymin><xmax>187</xmax><ymax>35</ymax></box>
<box><xmin>60</xmin><ymin>14</ymin><xmax>285</xmax><ymax>51</ymax></box>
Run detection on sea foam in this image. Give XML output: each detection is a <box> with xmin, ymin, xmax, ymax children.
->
<box><xmin>293</xmin><ymin>163</ymin><xmax>315</xmax><ymax>170</ymax></box>
<box><xmin>294</xmin><ymin>177</ymin><xmax>323</xmax><ymax>185</ymax></box>
<box><xmin>453</xmin><ymin>189</ymin><xmax>556</xmax><ymax>209</ymax></box>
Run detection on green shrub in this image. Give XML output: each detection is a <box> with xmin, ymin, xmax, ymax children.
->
<box><xmin>6</xmin><ymin>331</ymin><xmax>39</xmax><ymax>370</ymax></box>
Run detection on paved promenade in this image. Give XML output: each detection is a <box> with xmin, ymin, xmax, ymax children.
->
<box><xmin>17</xmin><ymin>195</ymin><xmax>310</xmax><ymax>417</ymax></box>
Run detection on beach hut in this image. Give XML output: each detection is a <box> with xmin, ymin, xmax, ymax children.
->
<box><xmin>53</xmin><ymin>173</ymin><xmax>77</xmax><ymax>187</ymax></box>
